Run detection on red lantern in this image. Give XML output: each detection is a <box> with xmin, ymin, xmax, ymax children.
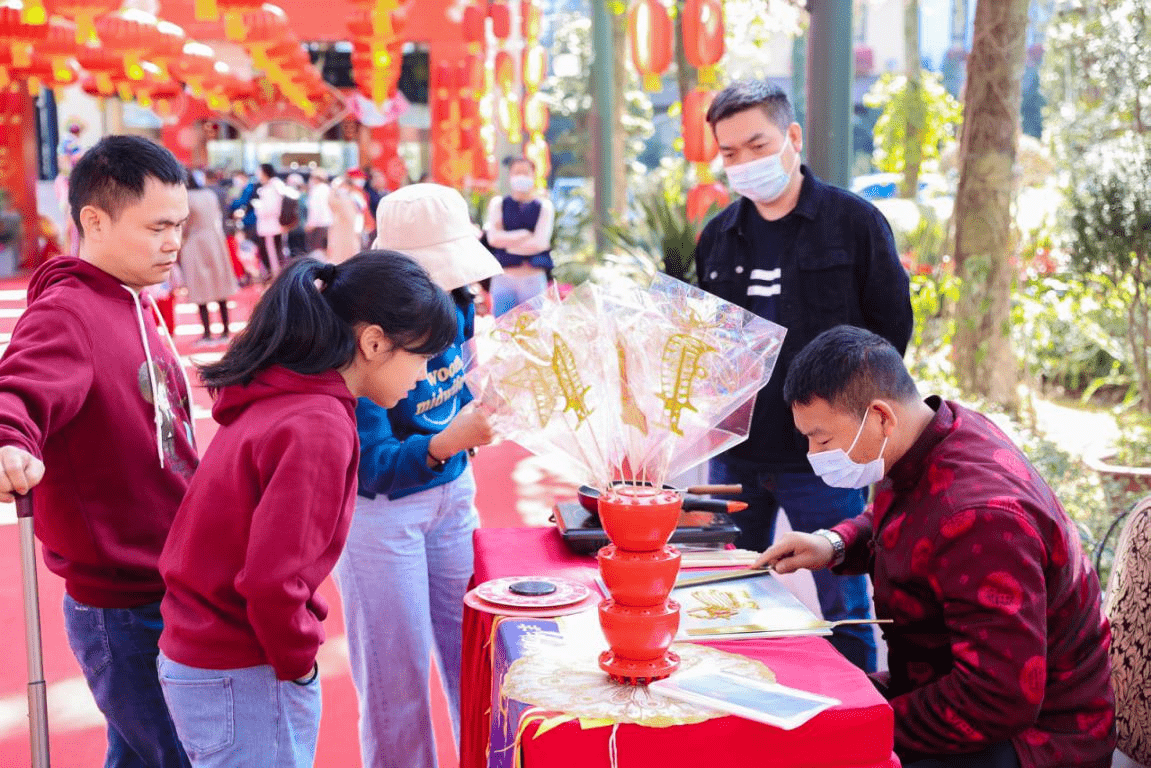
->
<box><xmin>0</xmin><ymin>3</ymin><xmax>49</xmax><ymax>42</ymax></box>
<box><xmin>493</xmin><ymin>50</ymin><xmax>516</xmax><ymax>92</ymax></box>
<box><xmin>216</xmin><ymin>0</ymin><xmax>265</xmax><ymax>41</ymax></box>
<box><xmin>35</xmin><ymin>16</ymin><xmax>80</xmax><ymax>82</ymax></box>
<box><xmin>170</xmin><ymin>41</ymin><xmax>216</xmax><ymax>94</ymax></box>
<box><xmin>461</xmin><ymin>54</ymin><xmax>484</xmax><ymax>97</ymax></box>
<box><xmin>686</xmin><ymin>182</ymin><xmax>729</xmax><ymax>225</ymax></box>
<box><xmin>76</xmin><ymin>44</ymin><xmax>127</xmax><ymax>95</ymax></box>
<box><xmin>96</xmin><ymin>9</ymin><xmax>165</xmax><ymax>82</ymax></box>
<box><xmin>522</xmin><ymin>45</ymin><xmax>546</xmax><ymax>94</ymax></box>
<box><xmin>462</xmin><ymin>2</ymin><xmax>485</xmax><ymax>46</ymax></box>
<box><xmin>520</xmin><ymin>0</ymin><xmax>541</xmax><ymax>42</ymax></box>
<box><xmin>682</xmin><ymin>0</ymin><xmax>724</xmax><ymax>69</ymax></box>
<box><xmin>43</xmin><ymin>0</ymin><xmax>119</xmax><ymax>43</ymax></box>
<box><xmin>682</xmin><ymin>89</ymin><xmax>717</xmax><ymax>163</ymax></box>
<box><xmin>627</xmin><ymin>0</ymin><xmax>672</xmax><ymax>92</ymax></box>
<box><xmin>488</xmin><ymin>1</ymin><xmax>510</xmax><ymax>39</ymax></box>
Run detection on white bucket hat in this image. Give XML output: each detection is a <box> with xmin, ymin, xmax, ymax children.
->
<box><xmin>371</xmin><ymin>183</ymin><xmax>503</xmax><ymax>291</ymax></box>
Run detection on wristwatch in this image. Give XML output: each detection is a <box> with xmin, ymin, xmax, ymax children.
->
<box><xmin>812</xmin><ymin>528</ymin><xmax>846</xmax><ymax>568</ymax></box>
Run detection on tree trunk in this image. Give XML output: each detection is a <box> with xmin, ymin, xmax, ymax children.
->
<box><xmin>901</xmin><ymin>0</ymin><xmax>925</xmax><ymax>198</ymax></box>
<box><xmin>611</xmin><ymin>7</ymin><xmax>629</xmax><ymax>216</ymax></box>
<box><xmin>673</xmin><ymin>0</ymin><xmax>698</xmax><ymax>111</ymax></box>
<box><xmin>950</xmin><ymin>0</ymin><xmax>1029</xmax><ymax>409</ymax></box>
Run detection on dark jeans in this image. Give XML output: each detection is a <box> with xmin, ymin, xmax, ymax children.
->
<box><xmin>904</xmin><ymin>741</ymin><xmax>1021</xmax><ymax>768</ymax></box>
<box><xmin>710</xmin><ymin>454</ymin><xmax>878</xmax><ymax>672</ymax></box>
<box><xmin>63</xmin><ymin>595</ymin><xmax>190</xmax><ymax>768</ymax></box>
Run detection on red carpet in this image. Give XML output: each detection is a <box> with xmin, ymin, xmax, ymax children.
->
<box><xmin>0</xmin><ymin>274</ymin><xmax>577</xmax><ymax>767</ymax></box>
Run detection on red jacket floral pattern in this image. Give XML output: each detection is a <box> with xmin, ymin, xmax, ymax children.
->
<box><xmin>832</xmin><ymin>398</ymin><xmax>1115</xmax><ymax>767</ymax></box>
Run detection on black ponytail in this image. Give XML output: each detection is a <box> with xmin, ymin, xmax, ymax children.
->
<box><xmin>199</xmin><ymin>252</ymin><xmax>457</xmax><ymax>390</ymax></box>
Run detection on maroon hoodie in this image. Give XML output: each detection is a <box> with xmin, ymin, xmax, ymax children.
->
<box><xmin>0</xmin><ymin>258</ymin><xmax>197</xmax><ymax>608</ymax></box>
<box><xmin>159</xmin><ymin>366</ymin><xmax>358</xmax><ymax>681</ymax></box>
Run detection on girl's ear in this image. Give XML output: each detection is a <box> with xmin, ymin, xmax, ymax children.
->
<box><xmin>357</xmin><ymin>324</ymin><xmax>389</xmax><ymax>360</ymax></box>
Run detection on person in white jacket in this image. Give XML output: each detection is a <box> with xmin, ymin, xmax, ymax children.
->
<box><xmin>252</xmin><ymin>163</ymin><xmax>286</xmax><ymax>277</ymax></box>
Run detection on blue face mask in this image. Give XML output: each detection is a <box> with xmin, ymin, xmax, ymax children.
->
<box><xmin>806</xmin><ymin>411</ymin><xmax>888</xmax><ymax>489</ymax></box>
<box><xmin>725</xmin><ymin>141</ymin><xmax>797</xmax><ymax>204</ymax></box>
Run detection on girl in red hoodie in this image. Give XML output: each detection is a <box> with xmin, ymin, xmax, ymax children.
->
<box><xmin>157</xmin><ymin>253</ymin><xmax>457</xmax><ymax>768</ymax></box>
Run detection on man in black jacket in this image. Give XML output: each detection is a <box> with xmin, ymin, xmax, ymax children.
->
<box><xmin>694</xmin><ymin>80</ymin><xmax>913</xmax><ymax>671</ymax></box>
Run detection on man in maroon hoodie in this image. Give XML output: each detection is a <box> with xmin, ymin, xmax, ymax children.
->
<box><xmin>760</xmin><ymin>325</ymin><xmax>1115</xmax><ymax>768</ymax></box>
<box><xmin>0</xmin><ymin>136</ymin><xmax>196</xmax><ymax>768</ymax></box>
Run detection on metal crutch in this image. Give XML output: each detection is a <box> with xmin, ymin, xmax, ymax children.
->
<box><xmin>15</xmin><ymin>491</ymin><xmax>51</xmax><ymax>768</ymax></box>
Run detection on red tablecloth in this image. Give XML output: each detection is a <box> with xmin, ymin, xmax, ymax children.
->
<box><xmin>461</xmin><ymin>527</ymin><xmax>899</xmax><ymax>768</ymax></box>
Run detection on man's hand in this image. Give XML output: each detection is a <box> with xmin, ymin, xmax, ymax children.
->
<box><xmin>0</xmin><ymin>446</ymin><xmax>45</xmax><ymax>503</ymax></box>
<box><xmin>754</xmin><ymin>531</ymin><xmax>835</xmax><ymax>573</ymax></box>
<box><xmin>428</xmin><ymin>403</ymin><xmax>495</xmax><ymax>463</ymax></box>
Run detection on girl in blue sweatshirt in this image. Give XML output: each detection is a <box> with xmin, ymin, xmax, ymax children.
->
<box><xmin>332</xmin><ymin>184</ymin><xmax>504</xmax><ymax>768</ymax></box>
<box><xmin>157</xmin><ymin>253</ymin><xmax>457</xmax><ymax>768</ymax></box>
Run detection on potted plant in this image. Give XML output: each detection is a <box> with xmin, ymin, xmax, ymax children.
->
<box><xmin>1066</xmin><ymin>137</ymin><xmax>1151</xmax><ymax>501</ymax></box>
<box><xmin>600</xmin><ymin>161</ymin><xmax>724</xmax><ymax>285</ymax></box>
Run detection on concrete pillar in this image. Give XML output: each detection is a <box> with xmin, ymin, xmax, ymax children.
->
<box><xmin>805</xmin><ymin>0</ymin><xmax>854</xmax><ymax>188</ymax></box>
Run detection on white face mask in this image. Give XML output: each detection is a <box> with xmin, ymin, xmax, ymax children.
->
<box><xmin>807</xmin><ymin>411</ymin><xmax>889</xmax><ymax>489</ymax></box>
<box><xmin>725</xmin><ymin>141</ymin><xmax>797</xmax><ymax>204</ymax></box>
<box><xmin>509</xmin><ymin>174</ymin><xmax>535</xmax><ymax>194</ymax></box>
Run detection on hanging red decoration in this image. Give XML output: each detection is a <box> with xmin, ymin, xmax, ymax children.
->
<box><xmin>42</xmin><ymin>0</ymin><xmax>119</xmax><ymax>44</ymax></box>
<box><xmin>76</xmin><ymin>44</ymin><xmax>128</xmax><ymax>95</ymax></box>
<box><xmin>682</xmin><ymin>0</ymin><xmax>724</xmax><ymax>70</ymax></box>
<box><xmin>498</xmin><ymin>92</ymin><xmax>521</xmax><ymax>144</ymax></box>
<box><xmin>461</xmin><ymin>54</ymin><xmax>484</xmax><ymax>97</ymax></box>
<box><xmin>522</xmin><ymin>45</ymin><xmax>546</xmax><ymax>94</ymax></box>
<box><xmin>462</xmin><ymin>2</ymin><xmax>485</xmax><ymax>46</ymax></box>
<box><xmin>493</xmin><ymin>49</ymin><xmax>516</xmax><ymax>92</ymax></box>
<box><xmin>96</xmin><ymin>9</ymin><xmax>165</xmax><ymax>82</ymax></box>
<box><xmin>216</xmin><ymin>0</ymin><xmax>265</xmax><ymax>41</ymax></box>
<box><xmin>682</xmin><ymin>89</ymin><xmax>717</xmax><ymax>163</ymax></box>
<box><xmin>34</xmin><ymin>16</ymin><xmax>80</xmax><ymax>86</ymax></box>
<box><xmin>520</xmin><ymin>0</ymin><xmax>541</xmax><ymax>43</ymax></box>
<box><xmin>523</xmin><ymin>92</ymin><xmax>548</xmax><ymax>135</ymax></box>
<box><xmin>686</xmin><ymin>182</ymin><xmax>729</xmax><ymax>225</ymax></box>
<box><xmin>488</xmin><ymin>1</ymin><xmax>510</xmax><ymax>39</ymax></box>
<box><xmin>0</xmin><ymin>2</ymin><xmax>49</xmax><ymax>42</ymax></box>
<box><xmin>524</xmin><ymin>132</ymin><xmax>550</xmax><ymax>181</ymax></box>
<box><xmin>627</xmin><ymin>0</ymin><xmax>672</xmax><ymax>92</ymax></box>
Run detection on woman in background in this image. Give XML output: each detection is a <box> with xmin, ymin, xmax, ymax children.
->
<box><xmin>182</xmin><ymin>170</ymin><xmax>239</xmax><ymax>345</ymax></box>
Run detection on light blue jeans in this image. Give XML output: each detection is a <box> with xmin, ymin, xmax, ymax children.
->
<box><xmin>157</xmin><ymin>653</ymin><xmax>322</xmax><ymax>768</ymax></box>
<box><xmin>333</xmin><ymin>467</ymin><xmax>479</xmax><ymax>768</ymax></box>
<box><xmin>489</xmin><ymin>271</ymin><xmax>548</xmax><ymax>316</ymax></box>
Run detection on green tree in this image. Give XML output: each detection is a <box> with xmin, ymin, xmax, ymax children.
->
<box><xmin>901</xmin><ymin>0</ymin><xmax>925</xmax><ymax>199</ymax></box>
<box><xmin>1065</xmin><ymin>137</ymin><xmax>1151</xmax><ymax>414</ymax></box>
<box><xmin>950</xmin><ymin>0</ymin><xmax>1031</xmax><ymax>409</ymax></box>
<box><xmin>862</xmin><ymin>72</ymin><xmax>962</xmax><ymax>185</ymax></box>
<box><xmin>1041</xmin><ymin>0</ymin><xmax>1151</xmax><ymax>166</ymax></box>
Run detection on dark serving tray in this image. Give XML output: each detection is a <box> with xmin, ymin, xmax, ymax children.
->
<box><xmin>553</xmin><ymin>501</ymin><xmax>741</xmax><ymax>556</ymax></box>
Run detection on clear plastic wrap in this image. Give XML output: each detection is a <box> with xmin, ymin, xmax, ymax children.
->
<box><xmin>465</xmin><ymin>274</ymin><xmax>786</xmax><ymax>491</ymax></box>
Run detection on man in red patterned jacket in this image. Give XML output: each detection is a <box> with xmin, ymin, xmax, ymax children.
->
<box><xmin>759</xmin><ymin>325</ymin><xmax>1115</xmax><ymax>768</ymax></box>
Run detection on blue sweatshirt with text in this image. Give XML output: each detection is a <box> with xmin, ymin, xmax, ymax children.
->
<box><xmin>356</xmin><ymin>301</ymin><xmax>474</xmax><ymax>501</ymax></box>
